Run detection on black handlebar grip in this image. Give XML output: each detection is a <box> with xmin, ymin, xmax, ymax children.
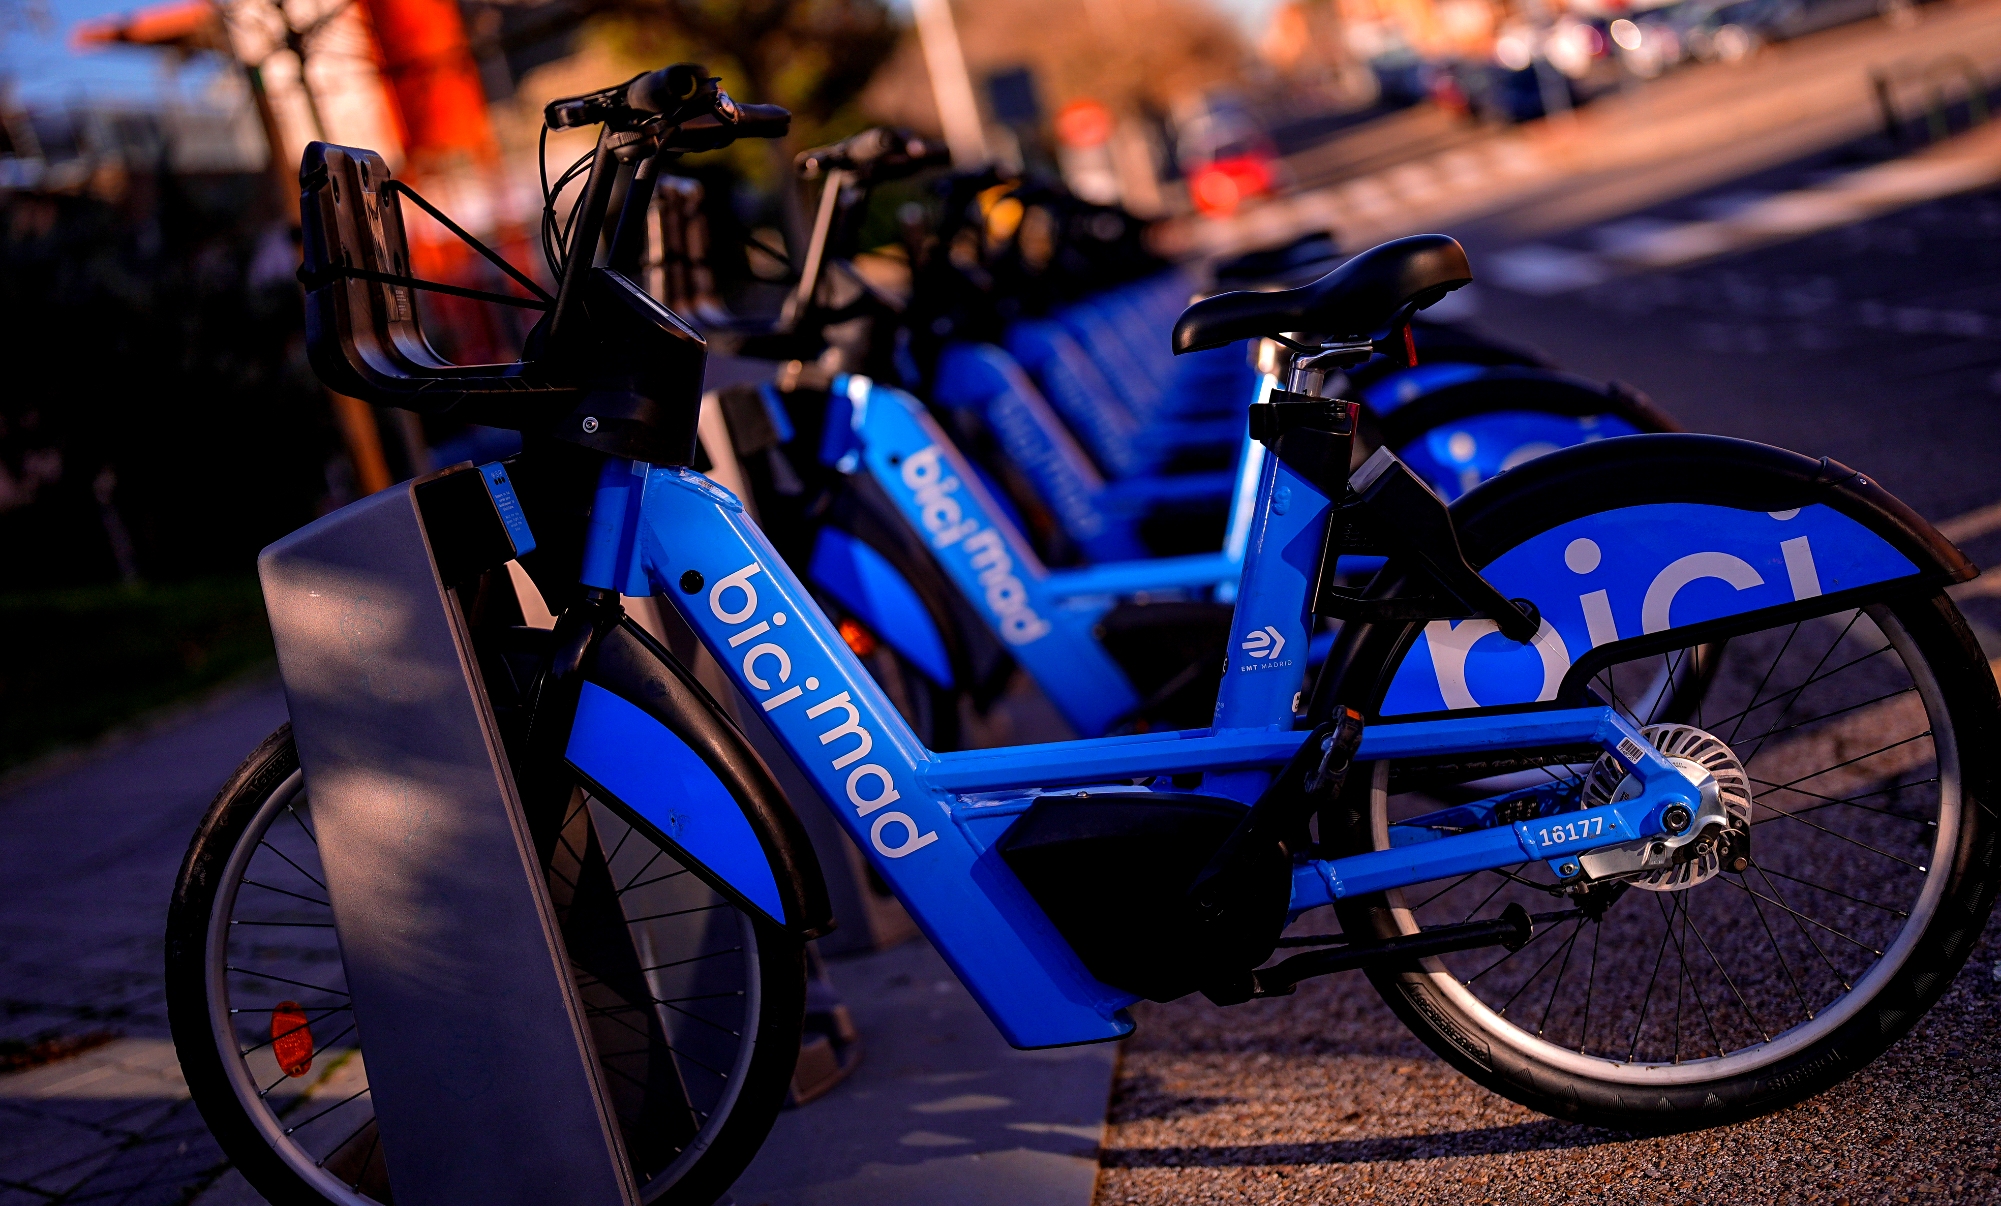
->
<box><xmin>797</xmin><ymin>128</ymin><xmax>951</xmax><ymax>179</ymax></box>
<box><xmin>906</xmin><ymin>137</ymin><xmax>953</xmax><ymax>166</ymax></box>
<box><xmin>627</xmin><ymin>63</ymin><xmax>705</xmax><ymax>114</ymax></box>
<box><xmin>730</xmin><ymin>103</ymin><xmax>791</xmax><ymax>140</ymax></box>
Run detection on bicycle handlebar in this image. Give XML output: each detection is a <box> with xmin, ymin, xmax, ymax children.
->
<box><xmin>797</xmin><ymin>127</ymin><xmax>950</xmax><ymax>182</ymax></box>
<box><xmin>544</xmin><ymin>66</ymin><xmax>788</xmax><ymax>149</ymax></box>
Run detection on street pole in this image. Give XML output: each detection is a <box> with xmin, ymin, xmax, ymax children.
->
<box><xmin>911</xmin><ymin>0</ymin><xmax>989</xmax><ymax>167</ymax></box>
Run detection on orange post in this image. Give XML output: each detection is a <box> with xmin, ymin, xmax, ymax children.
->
<box><xmin>356</xmin><ymin>0</ymin><xmax>498</xmax><ymax>170</ymax></box>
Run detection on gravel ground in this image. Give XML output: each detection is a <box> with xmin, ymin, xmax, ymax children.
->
<box><xmin>1097</xmin><ymin>907</ymin><xmax>2001</xmax><ymax>1205</ymax></box>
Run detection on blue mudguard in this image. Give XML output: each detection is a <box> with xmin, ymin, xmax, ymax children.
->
<box><xmin>807</xmin><ymin>526</ymin><xmax>956</xmax><ymax>688</ymax></box>
<box><xmin>565</xmin><ymin>620</ymin><xmax>835</xmax><ymax>937</ymax></box>
<box><xmin>1381</xmin><ymin>501</ymin><xmax>1924</xmax><ymax>716</ymax></box>
<box><xmin>568</xmin><ymin>683</ymin><xmax>789</xmax><ymax>922</ymax></box>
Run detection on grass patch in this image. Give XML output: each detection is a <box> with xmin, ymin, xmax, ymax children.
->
<box><xmin>0</xmin><ymin>575</ymin><xmax>274</xmax><ymax>772</ymax></box>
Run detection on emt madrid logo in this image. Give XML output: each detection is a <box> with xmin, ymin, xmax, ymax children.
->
<box><xmin>898</xmin><ymin>445</ymin><xmax>1053</xmax><ymax>647</ymax></box>
<box><xmin>1237</xmin><ymin>624</ymin><xmax>1293</xmax><ymax>672</ymax></box>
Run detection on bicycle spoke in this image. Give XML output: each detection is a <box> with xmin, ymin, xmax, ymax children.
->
<box><xmin>602</xmin><ymin>822</ymin><xmax>636</xmax><ymax>869</ymax></box>
<box><xmin>284</xmin><ymin>1083</ymin><xmax>372</xmax><ymax>1137</ymax></box>
<box><xmin>1748</xmin><ymin>860</ymin><xmax>1854</xmax><ymax>992</ymax></box>
<box><xmin>1751</xmin><ymin>791</ymin><xmax>1929</xmax><ymax>872</ymax></box>
<box><xmin>1723</xmin><ymin>623</ymin><xmax>1802</xmax><ymax>743</ymax></box>
<box><xmin>1754</xmin><ymin>864</ymin><xmax>1911</xmax><ymax>918</ymax></box>
<box><xmin>1533</xmin><ymin>917</ymin><xmax>1585</xmax><ymax>1036</ymax></box>
<box><xmin>1628</xmin><ymin>903</ymin><xmax>1678</xmax><ymax>1062</ymax></box>
<box><xmin>350</xmin><ymin>1124</ymin><xmax>382</xmax><ymax>1189</ymax></box>
<box><xmin>1702</xmin><ymin>625</ymin><xmax>1876</xmax><ymax>737</ymax></box>
<box><xmin>639</xmin><ymin>947</ymin><xmax>743</xmax><ymax>974</ymax></box>
<box><xmin>1746</xmin><ymin>775</ymin><xmax>1939</xmax><ymax>826</ymax></box>
<box><xmin>1462</xmin><ymin>909</ymin><xmax>1567</xmax><ymax>988</ymax></box>
<box><xmin>618</xmin><ymin>846</ymin><xmax>669</xmax><ymax>894</ymax></box>
<box><xmin>619</xmin><ymin>868</ymin><xmax>695</xmax><ymax>896</ymax></box>
<box><xmin>286</xmin><ymin>802</ymin><xmax>320</xmax><ymax>848</ymax></box>
<box><xmin>1494</xmin><ymin>916</ymin><xmax>1581</xmax><ymax>1017</ymax></box>
<box><xmin>625</xmin><ymin>902</ymin><xmax>731</xmax><ymax>925</ymax></box>
<box><xmin>313</xmin><ymin>1117</ymin><xmax>374</xmax><ymax>1171</ymax></box>
<box><xmin>1721</xmin><ymin>870</ymin><xmax>1881</xmax><ymax>958</ymax></box>
<box><xmin>1762</xmin><ymin>610</ymin><xmax>1868</xmax><ymax>719</ymax></box>
<box><xmin>1458</xmin><ymin>866</ymin><xmax>1523</xmax><ymax>927</ymax></box>
<box><xmin>1741</xmin><ymin>686</ymin><xmax>1919</xmax><ymax>765</ymax></box>
<box><xmin>1741</xmin><ymin>879</ymin><xmax>1816</xmax><ymax>1024</ymax></box>
<box><xmin>241</xmin><ymin>879</ymin><xmax>332</xmax><ymax>909</ymax></box>
<box><xmin>257</xmin><ymin>840</ymin><xmax>328</xmax><ymax>893</ymax></box>
<box><xmin>225</xmin><ymin>967</ymin><xmax>350</xmax><ymax>998</ymax></box>
<box><xmin>1684</xmin><ymin>900</ymin><xmax>1767</xmax><ymax>1043</ymax></box>
<box><xmin>1580</xmin><ymin>918</ymin><xmax>1602</xmax><ymax>1055</ymax></box>
<box><xmin>259</xmin><ymin>1022</ymin><xmax>359</xmax><ymax>1097</ymax></box>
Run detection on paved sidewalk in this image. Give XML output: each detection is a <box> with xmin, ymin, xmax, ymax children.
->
<box><xmin>729</xmin><ymin>938</ymin><xmax>1115</xmax><ymax>1206</ymax></box>
<box><xmin>0</xmin><ymin>680</ymin><xmax>288</xmax><ymax>1206</ymax></box>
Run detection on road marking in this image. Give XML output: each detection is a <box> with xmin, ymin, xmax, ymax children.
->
<box><xmin>1482</xmin><ymin>121</ymin><xmax>2001</xmax><ymax>293</ymax></box>
<box><xmin>1939</xmin><ymin>499</ymin><xmax>2001</xmax><ymax>545</ymax></box>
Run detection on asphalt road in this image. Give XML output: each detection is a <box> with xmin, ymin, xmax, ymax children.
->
<box><xmin>1095</xmin><ymin>105</ymin><xmax>2001</xmax><ymax>1206</ymax></box>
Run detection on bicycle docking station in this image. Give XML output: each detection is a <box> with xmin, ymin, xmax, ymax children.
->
<box><xmin>259</xmin><ymin>463</ymin><xmax>640</xmax><ymax>1206</ymax></box>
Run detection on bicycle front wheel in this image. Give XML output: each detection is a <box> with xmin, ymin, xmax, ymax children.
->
<box><xmin>166</xmin><ymin>726</ymin><xmax>805</xmax><ymax>1205</ymax></box>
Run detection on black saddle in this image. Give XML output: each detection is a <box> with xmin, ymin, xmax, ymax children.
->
<box><xmin>1173</xmin><ymin>233</ymin><xmax>1472</xmax><ymax>353</ymax></box>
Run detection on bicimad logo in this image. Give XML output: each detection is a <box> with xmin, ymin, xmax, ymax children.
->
<box><xmin>707</xmin><ymin>561</ymin><xmax>938</xmax><ymax>861</ymax></box>
<box><xmin>899</xmin><ymin>445</ymin><xmax>1052</xmax><ymax>647</ymax></box>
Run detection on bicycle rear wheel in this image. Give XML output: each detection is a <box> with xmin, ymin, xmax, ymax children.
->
<box><xmin>1328</xmin><ymin>591</ymin><xmax>1999</xmax><ymax>1130</ymax></box>
<box><xmin>166</xmin><ymin>727</ymin><xmax>804</xmax><ymax>1204</ymax></box>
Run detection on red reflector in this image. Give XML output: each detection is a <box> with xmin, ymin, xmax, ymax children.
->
<box><xmin>838</xmin><ymin>618</ymin><xmax>877</xmax><ymax>658</ymax></box>
<box><xmin>1402</xmin><ymin>324</ymin><xmax>1418</xmax><ymax>366</ymax></box>
<box><xmin>272</xmin><ymin>1001</ymin><xmax>314</xmax><ymax>1077</ymax></box>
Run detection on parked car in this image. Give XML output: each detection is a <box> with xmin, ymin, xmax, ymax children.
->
<box><xmin>1172</xmin><ymin>96</ymin><xmax>1280</xmax><ymax>218</ymax></box>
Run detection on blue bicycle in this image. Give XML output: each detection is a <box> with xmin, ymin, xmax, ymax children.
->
<box><xmin>167</xmin><ymin>67</ymin><xmax>1999</xmax><ymax>1206</ymax></box>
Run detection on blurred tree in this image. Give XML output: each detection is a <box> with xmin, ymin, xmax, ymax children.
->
<box><xmin>862</xmin><ymin>0</ymin><xmax>1247</xmax><ymax>137</ymax></box>
<box><xmin>589</xmin><ymin>0</ymin><xmax>901</xmax><ymax>244</ymax></box>
<box><xmin>596</xmin><ymin>0</ymin><xmax>898</xmax><ymax>142</ymax></box>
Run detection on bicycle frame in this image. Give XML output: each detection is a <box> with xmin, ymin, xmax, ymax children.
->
<box><xmin>564</xmin><ymin>419</ymin><xmax>1935</xmax><ymax>1048</ymax></box>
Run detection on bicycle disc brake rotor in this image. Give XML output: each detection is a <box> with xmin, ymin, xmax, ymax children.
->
<box><xmin>1578</xmin><ymin>723</ymin><xmax>1752</xmax><ymax>892</ymax></box>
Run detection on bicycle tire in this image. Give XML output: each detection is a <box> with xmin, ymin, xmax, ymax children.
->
<box><xmin>1315</xmin><ymin>443</ymin><xmax>2000</xmax><ymax>1132</ymax></box>
<box><xmin>166</xmin><ymin>726</ymin><xmax>807</xmax><ymax>1204</ymax></box>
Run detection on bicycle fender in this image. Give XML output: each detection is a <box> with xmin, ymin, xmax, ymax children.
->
<box><xmin>1315</xmin><ymin>434</ymin><xmax>1977</xmax><ymax>720</ymax></box>
<box><xmin>808</xmin><ymin>526</ymin><xmax>955</xmax><ymax>687</ymax></box>
<box><xmin>570</xmin><ymin>619</ymin><xmax>834</xmax><ymax>936</ymax></box>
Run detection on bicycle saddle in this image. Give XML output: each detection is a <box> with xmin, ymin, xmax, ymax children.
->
<box><xmin>1172</xmin><ymin>233</ymin><xmax>1471</xmax><ymax>353</ymax></box>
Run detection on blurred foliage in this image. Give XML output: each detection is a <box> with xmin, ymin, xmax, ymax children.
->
<box><xmin>0</xmin><ymin>171</ymin><xmax>339</xmax><ymax>591</ymax></box>
<box><xmin>0</xmin><ymin>575</ymin><xmax>274</xmax><ymax>771</ymax></box>
<box><xmin>593</xmin><ymin>0</ymin><xmax>901</xmax><ymax>182</ymax></box>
